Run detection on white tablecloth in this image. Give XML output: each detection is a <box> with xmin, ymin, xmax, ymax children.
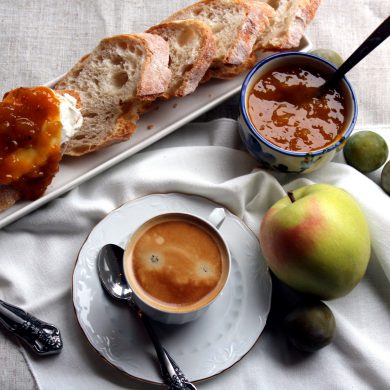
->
<box><xmin>0</xmin><ymin>1</ymin><xmax>389</xmax><ymax>389</ymax></box>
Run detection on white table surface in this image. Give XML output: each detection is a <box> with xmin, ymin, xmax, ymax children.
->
<box><xmin>0</xmin><ymin>1</ymin><xmax>389</xmax><ymax>389</ymax></box>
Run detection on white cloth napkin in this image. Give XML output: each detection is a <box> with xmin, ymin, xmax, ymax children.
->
<box><xmin>0</xmin><ymin>119</ymin><xmax>389</xmax><ymax>390</ymax></box>
<box><xmin>0</xmin><ymin>0</ymin><xmax>389</xmax><ymax>388</ymax></box>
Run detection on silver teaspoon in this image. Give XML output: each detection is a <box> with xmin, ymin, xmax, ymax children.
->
<box><xmin>97</xmin><ymin>244</ymin><xmax>197</xmax><ymax>390</ymax></box>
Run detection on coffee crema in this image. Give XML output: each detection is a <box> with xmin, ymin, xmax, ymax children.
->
<box><xmin>124</xmin><ymin>214</ymin><xmax>229</xmax><ymax>313</ymax></box>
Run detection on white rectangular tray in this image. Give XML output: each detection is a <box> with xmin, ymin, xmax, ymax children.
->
<box><xmin>0</xmin><ymin>37</ymin><xmax>311</xmax><ymax>229</ymax></box>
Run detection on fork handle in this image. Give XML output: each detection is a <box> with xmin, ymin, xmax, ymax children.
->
<box><xmin>0</xmin><ymin>299</ymin><xmax>63</xmax><ymax>355</ymax></box>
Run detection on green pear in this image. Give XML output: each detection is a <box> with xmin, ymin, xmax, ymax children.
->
<box><xmin>259</xmin><ymin>184</ymin><xmax>371</xmax><ymax>299</ymax></box>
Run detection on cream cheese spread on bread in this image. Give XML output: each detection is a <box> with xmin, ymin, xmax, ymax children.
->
<box><xmin>0</xmin><ymin>86</ymin><xmax>83</xmax><ymax>201</ymax></box>
<box><xmin>57</xmin><ymin>92</ymin><xmax>83</xmax><ymax>144</ymax></box>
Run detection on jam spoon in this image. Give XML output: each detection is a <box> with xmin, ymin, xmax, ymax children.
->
<box><xmin>97</xmin><ymin>243</ymin><xmax>197</xmax><ymax>390</ymax></box>
<box><xmin>319</xmin><ymin>15</ymin><xmax>390</xmax><ymax>93</ymax></box>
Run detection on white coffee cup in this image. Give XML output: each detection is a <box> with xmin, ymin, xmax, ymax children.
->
<box><xmin>123</xmin><ymin>208</ymin><xmax>231</xmax><ymax>325</ymax></box>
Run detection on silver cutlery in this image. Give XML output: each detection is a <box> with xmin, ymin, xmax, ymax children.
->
<box><xmin>97</xmin><ymin>243</ymin><xmax>197</xmax><ymax>390</ymax></box>
<box><xmin>0</xmin><ymin>299</ymin><xmax>62</xmax><ymax>355</ymax></box>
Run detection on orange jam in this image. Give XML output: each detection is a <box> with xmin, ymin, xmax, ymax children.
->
<box><xmin>0</xmin><ymin>87</ymin><xmax>62</xmax><ymax>200</ymax></box>
<box><xmin>247</xmin><ymin>65</ymin><xmax>347</xmax><ymax>152</ymax></box>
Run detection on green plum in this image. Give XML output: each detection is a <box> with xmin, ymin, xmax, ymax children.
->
<box><xmin>343</xmin><ymin>131</ymin><xmax>389</xmax><ymax>173</ymax></box>
<box><xmin>284</xmin><ymin>301</ymin><xmax>336</xmax><ymax>352</ymax></box>
<box><xmin>381</xmin><ymin>160</ymin><xmax>390</xmax><ymax>195</ymax></box>
<box><xmin>309</xmin><ymin>49</ymin><xmax>343</xmax><ymax>67</ymax></box>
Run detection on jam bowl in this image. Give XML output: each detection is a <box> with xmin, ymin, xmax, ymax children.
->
<box><xmin>238</xmin><ymin>52</ymin><xmax>358</xmax><ymax>173</ymax></box>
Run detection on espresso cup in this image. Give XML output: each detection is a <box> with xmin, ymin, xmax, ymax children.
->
<box><xmin>123</xmin><ymin>208</ymin><xmax>231</xmax><ymax>325</ymax></box>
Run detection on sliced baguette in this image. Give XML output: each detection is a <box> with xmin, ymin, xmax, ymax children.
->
<box><xmin>255</xmin><ymin>0</ymin><xmax>321</xmax><ymax>50</ymax></box>
<box><xmin>164</xmin><ymin>0</ymin><xmax>275</xmax><ymax>79</ymax></box>
<box><xmin>55</xmin><ymin>33</ymin><xmax>172</xmax><ymax>156</ymax></box>
<box><xmin>146</xmin><ymin>20</ymin><xmax>217</xmax><ymax>98</ymax></box>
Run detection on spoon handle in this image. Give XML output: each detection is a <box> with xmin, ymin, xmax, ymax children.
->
<box><xmin>327</xmin><ymin>16</ymin><xmax>390</xmax><ymax>86</ymax></box>
<box><xmin>0</xmin><ymin>299</ymin><xmax>63</xmax><ymax>355</ymax></box>
<box><xmin>137</xmin><ymin>309</ymin><xmax>197</xmax><ymax>390</ymax></box>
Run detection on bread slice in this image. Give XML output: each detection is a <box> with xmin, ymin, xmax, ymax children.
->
<box><xmin>0</xmin><ymin>186</ymin><xmax>20</xmax><ymax>212</ymax></box>
<box><xmin>0</xmin><ymin>88</ymin><xmax>82</xmax><ymax>209</ymax></box>
<box><xmin>146</xmin><ymin>20</ymin><xmax>217</xmax><ymax>98</ymax></box>
<box><xmin>164</xmin><ymin>0</ymin><xmax>275</xmax><ymax>79</ymax></box>
<box><xmin>255</xmin><ymin>0</ymin><xmax>321</xmax><ymax>50</ymax></box>
<box><xmin>55</xmin><ymin>33</ymin><xmax>172</xmax><ymax>156</ymax></box>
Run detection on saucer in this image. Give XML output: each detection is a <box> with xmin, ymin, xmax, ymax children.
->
<box><xmin>72</xmin><ymin>193</ymin><xmax>272</xmax><ymax>384</ymax></box>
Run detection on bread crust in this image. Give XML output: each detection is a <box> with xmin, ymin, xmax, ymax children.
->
<box><xmin>257</xmin><ymin>0</ymin><xmax>321</xmax><ymax>50</ymax></box>
<box><xmin>202</xmin><ymin>52</ymin><xmax>257</xmax><ymax>81</ymax></box>
<box><xmin>0</xmin><ymin>186</ymin><xmax>20</xmax><ymax>212</ymax></box>
<box><xmin>134</xmin><ymin>33</ymin><xmax>173</xmax><ymax>97</ymax></box>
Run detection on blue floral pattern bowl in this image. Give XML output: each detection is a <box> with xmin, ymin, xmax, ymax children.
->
<box><xmin>238</xmin><ymin>52</ymin><xmax>358</xmax><ymax>173</ymax></box>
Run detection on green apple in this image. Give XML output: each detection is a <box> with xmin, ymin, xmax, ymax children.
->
<box><xmin>259</xmin><ymin>184</ymin><xmax>371</xmax><ymax>299</ymax></box>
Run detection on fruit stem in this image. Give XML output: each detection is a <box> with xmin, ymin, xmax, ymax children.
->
<box><xmin>287</xmin><ymin>191</ymin><xmax>296</xmax><ymax>203</ymax></box>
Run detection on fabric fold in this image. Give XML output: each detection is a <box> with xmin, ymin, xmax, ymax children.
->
<box><xmin>0</xmin><ymin>119</ymin><xmax>389</xmax><ymax>390</ymax></box>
